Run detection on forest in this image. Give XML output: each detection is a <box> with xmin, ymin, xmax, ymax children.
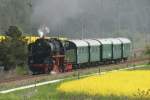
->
<box><xmin>0</xmin><ymin>0</ymin><xmax>150</xmax><ymax>48</ymax></box>
<box><xmin>0</xmin><ymin>0</ymin><xmax>32</xmax><ymax>33</ymax></box>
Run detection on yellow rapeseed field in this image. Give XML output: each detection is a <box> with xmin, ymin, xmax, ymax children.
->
<box><xmin>58</xmin><ymin>70</ymin><xmax>150</xmax><ymax>98</ymax></box>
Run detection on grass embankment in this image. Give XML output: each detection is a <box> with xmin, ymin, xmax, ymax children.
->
<box><xmin>0</xmin><ymin>64</ymin><xmax>149</xmax><ymax>100</ymax></box>
<box><xmin>0</xmin><ymin>60</ymin><xmax>147</xmax><ymax>91</ymax></box>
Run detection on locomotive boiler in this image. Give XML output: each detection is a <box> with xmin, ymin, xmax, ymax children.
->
<box><xmin>28</xmin><ymin>38</ymin><xmax>65</xmax><ymax>74</ymax></box>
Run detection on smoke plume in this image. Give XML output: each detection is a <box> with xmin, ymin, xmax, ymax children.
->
<box><xmin>31</xmin><ymin>0</ymin><xmax>150</xmax><ymax>40</ymax></box>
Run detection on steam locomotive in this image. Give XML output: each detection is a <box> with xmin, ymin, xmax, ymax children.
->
<box><xmin>28</xmin><ymin>37</ymin><xmax>131</xmax><ymax>74</ymax></box>
<box><xmin>28</xmin><ymin>38</ymin><xmax>65</xmax><ymax>74</ymax></box>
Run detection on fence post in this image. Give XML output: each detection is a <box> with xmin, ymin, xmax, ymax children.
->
<box><xmin>77</xmin><ymin>70</ymin><xmax>80</xmax><ymax>79</ymax></box>
<box><xmin>34</xmin><ymin>79</ymin><xmax>38</xmax><ymax>92</ymax></box>
<box><xmin>35</xmin><ymin>80</ymin><xmax>37</xmax><ymax>88</ymax></box>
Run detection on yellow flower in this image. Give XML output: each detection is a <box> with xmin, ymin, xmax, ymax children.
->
<box><xmin>58</xmin><ymin>70</ymin><xmax>150</xmax><ymax>98</ymax></box>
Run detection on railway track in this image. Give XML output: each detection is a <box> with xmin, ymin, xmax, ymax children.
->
<box><xmin>0</xmin><ymin>57</ymin><xmax>149</xmax><ymax>84</ymax></box>
<box><xmin>0</xmin><ymin>73</ymin><xmax>48</xmax><ymax>84</ymax></box>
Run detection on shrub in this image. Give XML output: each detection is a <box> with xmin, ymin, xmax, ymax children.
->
<box><xmin>0</xmin><ymin>26</ymin><xmax>28</xmax><ymax>71</ymax></box>
<box><xmin>145</xmin><ymin>45</ymin><xmax>150</xmax><ymax>64</ymax></box>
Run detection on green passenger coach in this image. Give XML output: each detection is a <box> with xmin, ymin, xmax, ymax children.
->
<box><xmin>108</xmin><ymin>38</ymin><xmax>122</xmax><ymax>60</ymax></box>
<box><xmin>84</xmin><ymin>39</ymin><xmax>101</xmax><ymax>63</ymax></box>
<box><xmin>96</xmin><ymin>39</ymin><xmax>112</xmax><ymax>61</ymax></box>
<box><xmin>64</xmin><ymin>40</ymin><xmax>89</xmax><ymax>67</ymax></box>
<box><xmin>117</xmin><ymin>38</ymin><xmax>131</xmax><ymax>60</ymax></box>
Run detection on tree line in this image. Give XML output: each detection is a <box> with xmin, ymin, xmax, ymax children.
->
<box><xmin>0</xmin><ymin>26</ymin><xmax>27</xmax><ymax>71</ymax></box>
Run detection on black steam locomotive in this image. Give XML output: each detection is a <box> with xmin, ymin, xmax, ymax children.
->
<box><xmin>28</xmin><ymin>38</ymin><xmax>65</xmax><ymax>74</ymax></box>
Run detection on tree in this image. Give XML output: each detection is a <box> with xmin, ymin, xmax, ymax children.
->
<box><xmin>0</xmin><ymin>26</ymin><xmax>28</xmax><ymax>71</ymax></box>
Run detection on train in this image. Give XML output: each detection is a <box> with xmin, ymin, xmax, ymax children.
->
<box><xmin>28</xmin><ymin>37</ymin><xmax>131</xmax><ymax>74</ymax></box>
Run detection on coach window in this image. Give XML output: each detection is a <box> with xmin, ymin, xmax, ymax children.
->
<box><xmin>80</xmin><ymin>48</ymin><xmax>82</xmax><ymax>53</ymax></box>
<box><xmin>93</xmin><ymin>47</ymin><xmax>95</xmax><ymax>52</ymax></box>
<box><xmin>95</xmin><ymin>47</ymin><xmax>97</xmax><ymax>52</ymax></box>
<box><xmin>92</xmin><ymin>47</ymin><xmax>94</xmax><ymax>52</ymax></box>
<box><xmin>79</xmin><ymin>48</ymin><xmax>81</xmax><ymax>54</ymax></box>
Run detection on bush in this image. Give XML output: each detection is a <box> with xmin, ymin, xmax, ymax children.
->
<box><xmin>0</xmin><ymin>26</ymin><xmax>28</xmax><ymax>71</ymax></box>
<box><xmin>16</xmin><ymin>66</ymin><xmax>28</xmax><ymax>75</ymax></box>
<box><xmin>145</xmin><ymin>45</ymin><xmax>150</xmax><ymax>64</ymax></box>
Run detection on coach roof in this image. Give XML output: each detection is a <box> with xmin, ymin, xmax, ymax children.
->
<box><xmin>84</xmin><ymin>39</ymin><xmax>101</xmax><ymax>46</ymax></box>
<box><xmin>107</xmin><ymin>38</ymin><xmax>121</xmax><ymax>44</ymax></box>
<box><xmin>68</xmin><ymin>39</ymin><xmax>88</xmax><ymax>47</ymax></box>
<box><xmin>117</xmin><ymin>38</ymin><xmax>131</xmax><ymax>44</ymax></box>
<box><xmin>96</xmin><ymin>39</ymin><xmax>112</xmax><ymax>44</ymax></box>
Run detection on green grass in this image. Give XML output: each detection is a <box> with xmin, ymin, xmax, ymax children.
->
<box><xmin>0</xmin><ymin>83</ymin><xmax>146</xmax><ymax>100</ymax></box>
<box><xmin>1</xmin><ymin>82</ymin><xmax>150</xmax><ymax>100</ymax></box>
<box><xmin>129</xmin><ymin>63</ymin><xmax>150</xmax><ymax>70</ymax></box>
<box><xmin>0</xmin><ymin>60</ymin><xmax>147</xmax><ymax>91</ymax></box>
<box><xmin>16</xmin><ymin>66</ymin><xmax>28</xmax><ymax>75</ymax></box>
<box><xmin>0</xmin><ymin>64</ymin><xmax>149</xmax><ymax>100</ymax></box>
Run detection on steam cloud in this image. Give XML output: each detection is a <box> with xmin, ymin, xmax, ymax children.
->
<box><xmin>38</xmin><ymin>25</ymin><xmax>50</xmax><ymax>37</ymax></box>
<box><xmin>32</xmin><ymin>0</ymin><xmax>150</xmax><ymax>39</ymax></box>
